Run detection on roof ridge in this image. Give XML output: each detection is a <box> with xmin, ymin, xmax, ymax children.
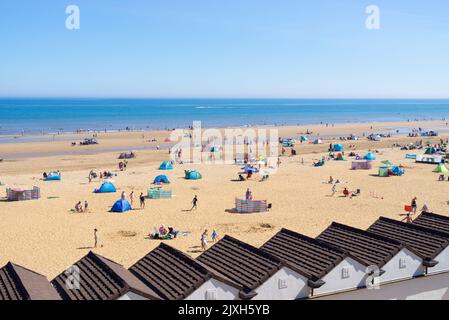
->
<box><xmin>330</xmin><ymin>222</ymin><xmax>403</xmax><ymax>246</ymax></box>
<box><xmin>85</xmin><ymin>251</ymin><xmax>129</xmax><ymax>294</ymax></box>
<box><xmin>378</xmin><ymin>216</ymin><xmax>449</xmax><ymax>240</ymax></box>
<box><xmin>4</xmin><ymin>262</ymin><xmax>30</xmax><ymax>300</ymax></box>
<box><xmin>420</xmin><ymin>211</ymin><xmax>449</xmax><ymax>221</ymax></box>
<box><xmin>278</xmin><ymin>228</ymin><xmax>346</xmax><ymax>254</ymax></box>
<box><xmin>157</xmin><ymin>243</ymin><xmax>210</xmax><ymax>276</ymax></box>
<box><xmin>222</xmin><ymin>235</ymin><xmax>282</xmax><ymax>265</ymax></box>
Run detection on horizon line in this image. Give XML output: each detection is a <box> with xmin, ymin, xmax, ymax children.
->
<box><xmin>1</xmin><ymin>97</ymin><xmax>449</xmax><ymax>100</ymax></box>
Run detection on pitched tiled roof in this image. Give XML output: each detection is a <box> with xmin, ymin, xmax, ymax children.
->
<box><xmin>0</xmin><ymin>262</ymin><xmax>61</xmax><ymax>300</ymax></box>
<box><xmin>129</xmin><ymin>243</ymin><xmax>239</xmax><ymax>300</ymax></box>
<box><xmin>368</xmin><ymin>217</ymin><xmax>449</xmax><ymax>263</ymax></box>
<box><xmin>413</xmin><ymin>212</ymin><xmax>449</xmax><ymax>234</ymax></box>
<box><xmin>52</xmin><ymin>251</ymin><xmax>161</xmax><ymax>300</ymax></box>
<box><xmin>316</xmin><ymin>222</ymin><xmax>413</xmax><ymax>268</ymax></box>
<box><xmin>261</xmin><ymin>228</ymin><xmax>368</xmax><ymax>281</ymax></box>
<box><xmin>196</xmin><ymin>235</ymin><xmax>307</xmax><ymax>295</ymax></box>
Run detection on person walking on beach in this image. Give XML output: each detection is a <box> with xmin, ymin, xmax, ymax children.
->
<box><xmin>331</xmin><ymin>183</ymin><xmax>337</xmax><ymax>196</ymax></box>
<box><xmin>139</xmin><ymin>192</ymin><xmax>145</xmax><ymax>209</ymax></box>
<box><xmin>121</xmin><ymin>191</ymin><xmax>126</xmax><ymax>200</ymax></box>
<box><xmin>201</xmin><ymin>230</ymin><xmax>208</xmax><ymax>251</ymax></box>
<box><xmin>191</xmin><ymin>195</ymin><xmax>198</xmax><ymax>211</ymax></box>
<box><xmin>411</xmin><ymin>197</ymin><xmax>418</xmax><ymax>214</ymax></box>
<box><xmin>84</xmin><ymin>201</ymin><xmax>89</xmax><ymax>212</ymax></box>
<box><xmin>129</xmin><ymin>191</ymin><xmax>134</xmax><ymax>207</ymax></box>
<box><xmin>94</xmin><ymin>229</ymin><xmax>98</xmax><ymax>248</ymax></box>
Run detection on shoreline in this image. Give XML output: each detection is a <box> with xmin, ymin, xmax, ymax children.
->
<box><xmin>1</xmin><ymin>117</ymin><xmax>448</xmax><ymax>140</ymax></box>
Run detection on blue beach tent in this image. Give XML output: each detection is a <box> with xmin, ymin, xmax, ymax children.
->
<box><xmin>96</xmin><ymin>181</ymin><xmax>117</xmax><ymax>193</ymax></box>
<box><xmin>334</xmin><ymin>144</ymin><xmax>344</xmax><ymax>152</ymax></box>
<box><xmin>185</xmin><ymin>170</ymin><xmax>202</xmax><ymax>180</ymax></box>
<box><xmin>111</xmin><ymin>199</ymin><xmax>132</xmax><ymax>213</ymax></box>
<box><xmin>153</xmin><ymin>175</ymin><xmax>170</xmax><ymax>184</ymax></box>
<box><xmin>159</xmin><ymin>161</ymin><xmax>174</xmax><ymax>170</ymax></box>
<box><xmin>364</xmin><ymin>152</ymin><xmax>376</xmax><ymax>160</ymax></box>
<box><xmin>45</xmin><ymin>171</ymin><xmax>61</xmax><ymax>181</ymax></box>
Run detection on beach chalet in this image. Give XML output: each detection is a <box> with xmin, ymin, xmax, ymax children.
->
<box><xmin>129</xmin><ymin>243</ymin><xmax>244</xmax><ymax>300</ymax></box>
<box><xmin>368</xmin><ymin>217</ymin><xmax>449</xmax><ymax>276</ymax></box>
<box><xmin>413</xmin><ymin>212</ymin><xmax>449</xmax><ymax>274</ymax></box>
<box><xmin>196</xmin><ymin>235</ymin><xmax>313</xmax><ymax>300</ymax></box>
<box><xmin>0</xmin><ymin>262</ymin><xmax>61</xmax><ymax>300</ymax></box>
<box><xmin>51</xmin><ymin>251</ymin><xmax>161</xmax><ymax>300</ymax></box>
<box><xmin>260</xmin><ymin>228</ymin><xmax>370</xmax><ymax>297</ymax></box>
<box><xmin>317</xmin><ymin>222</ymin><xmax>426</xmax><ymax>285</ymax></box>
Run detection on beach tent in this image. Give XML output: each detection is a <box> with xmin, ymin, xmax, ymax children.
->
<box><xmin>300</xmin><ymin>136</ymin><xmax>308</xmax><ymax>142</ymax></box>
<box><xmin>378</xmin><ymin>167</ymin><xmax>390</xmax><ymax>177</ymax></box>
<box><xmin>159</xmin><ymin>161</ymin><xmax>173</xmax><ymax>170</ymax></box>
<box><xmin>96</xmin><ymin>181</ymin><xmax>116</xmax><ymax>193</ymax></box>
<box><xmin>364</xmin><ymin>152</ymin><xmax>376</xmax><ymax>160</ymax></box>
<box><xmin>185</xmin><ymin>170</ymin><xmax>202</xmax><ymax>180</ymax></box>
<box><xmin>391</xmin><ymin>166</ymin><xmax>405</xmax><ymax>176</ymax></box>
<box><xmin>381</xmin><ymin>160</ymin><xmax>393</xmax><ymax>165</ymax></box>
<box><xmin>433</xmin><ymin>163</ymin><xmax>449</xmax><ymax>173</ymax></box>
<box><xmin>111</xmin><ymin>199</ymin><xmax>132</xmax><ymax>213</ymax></box>
<box><xmin>153</xmin><ymin>175</ymin><xmax>170</xmax><ymax>184</ymax></box>
<box><xmin>210</xmin><ymin>146</ymin><xmax>220</xmax><ymax>153</ymax></box>
<box><xmin>334</xmin><ymin>144</ymin><xmax>344</xmax><ymax>152</ymax></box>
<box><xmin>336</xmin><ymin>153</ymin><xmax>344</xmax><ymax>161</ymax></box>
<box><xmin>313</xmin><ymin>139</ymin><xmax>322</xmax><ymax>145</ymax></box>
<box><xmin>425</xmin><ymin>147</ymin><xmax>437</xmax><ymax>155</ymax></box>
<box><xmin>45</xmin><ymin>171</ymin><xmax>61</xmax><ymax>181</ymax></box>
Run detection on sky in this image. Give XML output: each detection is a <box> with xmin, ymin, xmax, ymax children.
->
<box><xmin>0</xmin><ymin>0</ymin><xmax>448</xmax><ymax>98</ymax></box>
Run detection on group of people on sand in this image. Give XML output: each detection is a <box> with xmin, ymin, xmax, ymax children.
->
<box><xmin>118</xmin><ymin>160</ymin><xmax>128</xmax><ymax>171</ymax></box>
<box><xmin>121</xmin><ymin>191</ymin><xmax>146</xmax><ymax>209</ymax></box>
<box><xmin>438</xmin><ymin>175</ymin><xmax>449</xmax><ymax>182</ymax></box>
<box><xmin>148</xmin><ymin>225</ymin><xmax>179</xmax><ymax>240</ymax></box>
<box><xmin>74</xmin><ymin>200</ymin><xmax>89</xmax><ymax>213</ymax></box>
<box><xmin>201</xmin><ymin>229</ymin><xmax>218</xmax><ymax>251</ymax></box>
<box><xmin>401</xmin><ymin>197</ymin><xmax>429</xmax><ymax>223</ymax></box>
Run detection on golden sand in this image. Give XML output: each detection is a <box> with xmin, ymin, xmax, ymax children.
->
<box><xmin>0</xmin><ymin>120</ymin><xmax>448</xmax><ymax>279</ymax></box>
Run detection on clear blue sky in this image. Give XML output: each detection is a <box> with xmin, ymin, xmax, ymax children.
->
<box><xmin>1</xmin><ymin>0</ymin><xmax>448</xmax><ymax>98</ymax></box>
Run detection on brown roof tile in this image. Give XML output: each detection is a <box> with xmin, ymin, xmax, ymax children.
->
<box><xmin>52</xmin><ymin>251</ymin><xmax>161</xmax><ymax>300</ymax></box>
<box><xmin>316</xmin><ymin>222</ymin><xmax>418</xmax><ymax>268</ymax></box>
<box><xmin>368</xmin><ymin>217</ymin><xmax>449</xmax><ymax>262</ymax></box>
<box><xmin>0</xmin><ymin>262</ymin><xmax>60</xmax><ymax>300</ymax></box>
<box><xmin>413</xmin><ymin>212</ymin><xmax>449</xmax><ymax>234</ymax></box>
<box><xmin>261</xmin><ymin>228</ymin><xmax>369</xmax><ymax>281</ymax></box>
<box><xmin>196</xmin><ymin>235</ymin><xmax>303</xmax><ymax>295</ymax></box>
<box><xmin>129</xmin><ymin>243</ymin><xmax>239</xmax><ymax>300</ymax></box>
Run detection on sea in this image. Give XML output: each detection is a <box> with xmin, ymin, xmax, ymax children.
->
<box><xmin>0</xmin><ymin>98</ymin><xmax>448</xmax><ymax>137</ymax></box>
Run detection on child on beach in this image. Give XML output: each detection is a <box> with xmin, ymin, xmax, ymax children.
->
<box><xmin>212</xmin><ymin>230</ymin><xmax>218</xmax><ymax>242</ymax></box>
<box><xmin>201</xmin><ymin>230</ymin><xmax>208</xmax><ymax>251</ymax></box>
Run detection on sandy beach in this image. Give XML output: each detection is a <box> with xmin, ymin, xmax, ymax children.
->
<box><xmin>1</xmin><ymin>119</ymin><xmax>449</xmax><ymax>280</ymax></box>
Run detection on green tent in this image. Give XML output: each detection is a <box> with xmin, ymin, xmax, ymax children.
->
<box><xmin>378</xmin><ymin>166</ymin><xmax>390</xmax><ymax>177</ymax></box>
<box><xmin>382</xmin><ymin>160</ymin><xmax>393</xmax><ymax>165</ymax></box>
<box><xmin>433</xmin><ymin>163</ymin><xmax>449</xmax><ymax>173</ymax></box>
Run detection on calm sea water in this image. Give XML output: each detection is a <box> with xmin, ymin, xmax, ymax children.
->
<box><xmin>0</xmin><ymin>98</ymin><xmax>448</xmax><ymax>136</ymax></box>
